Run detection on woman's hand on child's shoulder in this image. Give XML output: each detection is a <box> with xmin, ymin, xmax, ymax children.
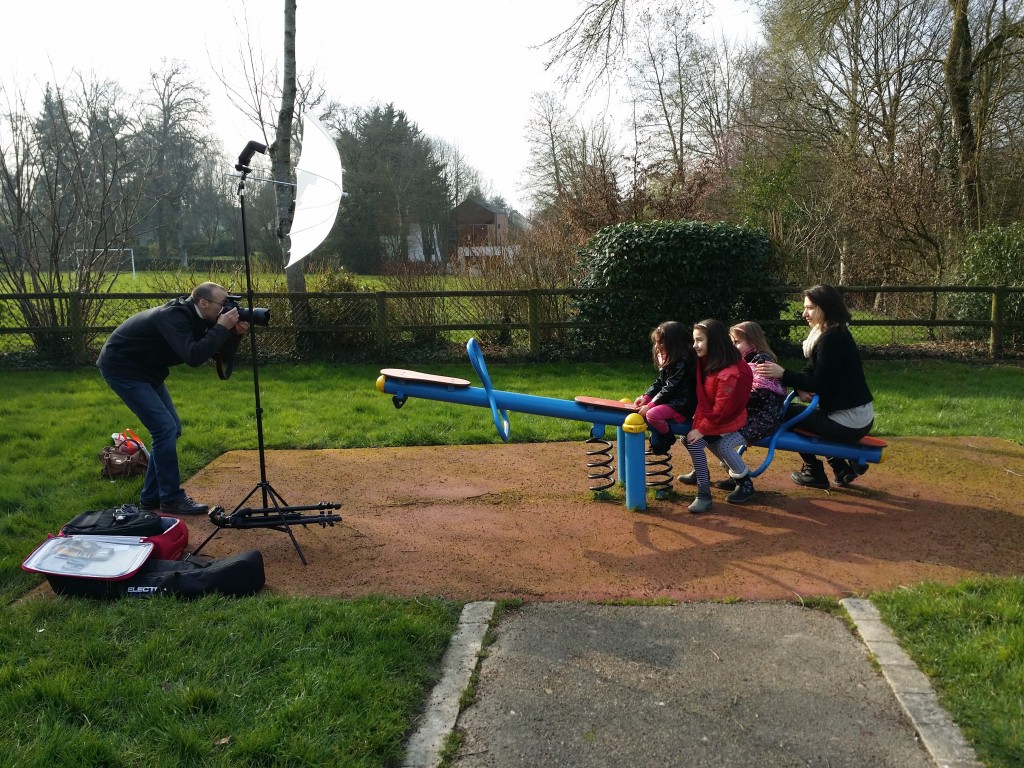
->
<box><xmin>754</xmin><ymin>361</ymin><xmax>784</xmax><ymax>379</ymax></box>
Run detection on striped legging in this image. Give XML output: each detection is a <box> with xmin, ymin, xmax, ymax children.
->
<box><xmin>684</xmin><ymin>431</ymin><xmax>749</xmax><ymax>488</ymax></box>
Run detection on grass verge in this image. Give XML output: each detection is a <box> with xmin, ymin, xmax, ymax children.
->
<box><xmin>0</xmin><ymin>594</ymin><xmax>460</xmax><ymax>767</ymax></box>
<box><xmin>872</xmin><ymin>579</ymin><xmax>1024</xmax><ymax>768</ymax></box>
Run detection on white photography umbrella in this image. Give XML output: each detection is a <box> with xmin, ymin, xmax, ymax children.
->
<box><xmin>286</xmin><ymin>115</ymin><xmax>343</xmax><ymax>268</ymax></box>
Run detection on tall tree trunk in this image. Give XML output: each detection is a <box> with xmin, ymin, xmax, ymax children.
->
<box><xmin>273</xmin><ymin>0</ymin><xmax>313</xmax><ymax>355</ymax></box>
<box><xmin>945</xmin><ymin>0</ymin><xmax>980</xmax><ymax>230</ymax></box>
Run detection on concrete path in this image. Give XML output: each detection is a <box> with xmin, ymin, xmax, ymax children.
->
<box><xmin>404</xmin><ymin>601</ymin><xmax>982</xmax><ymax>768</ymax></box>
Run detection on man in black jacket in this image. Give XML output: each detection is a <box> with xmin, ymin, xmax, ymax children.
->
<box><xmin>97</xmin><ymin>282</ymin><xmax>248</xmax><ymax>515</ymax></box>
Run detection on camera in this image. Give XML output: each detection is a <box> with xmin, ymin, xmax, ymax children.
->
<box><xmin>222</xmin><ymin>294</ymin><xmax>270</xmax><ymax>326</ymax></box>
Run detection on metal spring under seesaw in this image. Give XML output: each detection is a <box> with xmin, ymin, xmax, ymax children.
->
<box><xmin>645</xmin><ymin>449</ymin><xmax>673</xmax><ymax>496</ymax></box>
<box><xmin>585</xmin><ymin>435</ymin><xmax>616</xmax><ymax>492</ymax></box>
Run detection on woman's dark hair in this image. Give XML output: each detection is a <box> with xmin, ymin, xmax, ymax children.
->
<box><xmin>651</xmin><ymin>321</ymin><xmax>692</xmax><ymax>367</ymax></box>
<box><xmin>694</xmin><ymin>318</ymin><xmax>741</xmax><ymax>373</ymax></box>
<box><xmin>804</xmin><ymin>284</ymin><xmax>851</xmax><ymax>328</ymax></box>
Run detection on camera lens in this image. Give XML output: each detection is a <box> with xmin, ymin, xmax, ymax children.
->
<box><xmin>238</xmin><ymin>307</ymin><xmax>271</xmax><ymax>326</ymax></box>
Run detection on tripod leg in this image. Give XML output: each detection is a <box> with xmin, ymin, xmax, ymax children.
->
<box><xmin>188</xmin><ymin>527</ymin><xmax>220</xmax><ymax>559</ymax></box>
<box><xmin>266</xmin><ymin>483</ymin><xmax>307</xmax><ymax>565</ymax></box>
<box><xmin>282</xmin><ymin>525</ymin><xmax>308</xmax><ymax>565</ymax></box>
<box><xmin>231</xmin><ymin>483</ymin><xmax>264</xmax><ymax>515</ymax></box>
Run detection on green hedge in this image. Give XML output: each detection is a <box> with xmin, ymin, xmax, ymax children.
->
<box><xmin>572</xmin><ymin>220</ymin><xmax>789</xmax><ymax>358</ymax></box>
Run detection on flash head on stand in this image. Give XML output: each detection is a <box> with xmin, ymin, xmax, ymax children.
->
<box><xmin>235</xmin><ymin>140</ymin><xmax>268</xmax><ymax>173</ymax></box>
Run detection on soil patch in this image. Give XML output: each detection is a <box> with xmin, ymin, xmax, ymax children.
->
<box><xmin>183</xmin><ymin>437</ymin><xmax>1024</xmax><ymax>601</ymax></box>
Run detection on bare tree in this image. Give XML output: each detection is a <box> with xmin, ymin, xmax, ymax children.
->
<box><xmin>524</xmin><ymin>91</ymin><xmax>573</xmax><ymax>209</ymax></box>
<box><xmin>745</xmin><ymin>0</ymin><xmax>963</xmax><ymax>284</ymax></box>
<box><xmin>543</xmin><ymin>0</ymin><xmax>709</xmax><ymax>90</ymax></box>
<box><xmin>946</xmin><ymin>0</ymin><xmax>1024</xmax><ymax>229</ymax></box>
<box><xmin>432</xmin><ymin>137</ymin><xmax>484</xmax><ymax>207</ymax></box>
<box><xmin>623</xmin><ymin>8</ymin><xmax>751</xmax><ymax>219</ymax></box>
<box><xmin>272</xmin><ymin>0</ymin><xmax>303</xmax><ymax>295</ymax></box>
<box><xmin>0</xmin><ymin>77</ymin><xmax>153</xmax><ymax>360</ymax></box>
<box><xmin>141</xmin><ymin>61</ymin><xmax>213</xmax><ymax>266</ymax></box>
<box><xmin>525</xmin><ymin>91</ymin><xmax>623</xmax><ymax>237</ymax></box>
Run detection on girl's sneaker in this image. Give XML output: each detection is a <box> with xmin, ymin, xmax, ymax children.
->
<box><xmin>688</xmin><ymin>492</ymin><xmax>713</xmax><ymax>514</ymax></box>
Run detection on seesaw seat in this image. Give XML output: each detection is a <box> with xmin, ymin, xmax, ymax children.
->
<box><xmin>379</xmin><ymin>368</ymin><xmax>471</xmax><ymax>388</ymax></box>
<box><xmin>574</xmin><ymin>395</ymin><xmax>638</xmax><ymax>411</ymax></box>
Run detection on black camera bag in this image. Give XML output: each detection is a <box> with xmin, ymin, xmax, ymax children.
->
<box><xmin>44</xmin><ymin>550</ymin><xmax>266</xmax><ymax>600</ymax></box>
<box><xmin>61</xmin><ymin>505</ymin><xmax>164</xmax><ymax>538</ymax></box>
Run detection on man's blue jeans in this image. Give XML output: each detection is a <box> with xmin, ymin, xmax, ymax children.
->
<box><xmin>100</xmin><ymin>371</ymin><xmax>184</xmax><ymax>505</ymax></box>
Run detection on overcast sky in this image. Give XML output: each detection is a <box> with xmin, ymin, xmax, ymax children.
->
<box><xmin>5</xmin><ymin>0</ymin><xmax>756</xmax><ymax>213</ymax></box>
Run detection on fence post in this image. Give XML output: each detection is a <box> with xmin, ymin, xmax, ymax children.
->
<box><xmin>69</xmin><ymin>291</ymin><xmax>86</xmax><ymax>366</ymax></box>
<box><xmin>528</xmin><ymin>290</ymin><xmax>540</xmax><ymax>357</ymax></box>
<box><xmin>375</xmin><ymin>291</ymin><xmax>388</xmax><ymax>354</ymax></box>
<box><xmin>990</xmin><ymin>285</ymin><xmax>1007</xmax><ymax>359</ymax></box>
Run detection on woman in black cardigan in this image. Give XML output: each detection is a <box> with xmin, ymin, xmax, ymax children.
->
<box><xmin>755</xmin><ymin>284</ymin><xmax>874</xmax><ymax>489</ymax></box>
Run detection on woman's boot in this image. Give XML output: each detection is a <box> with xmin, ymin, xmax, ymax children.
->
<box><xmin>791</xmin><ymin>459</ymin><xmax>830</xmax><ymax>489</ymax></box>
<box><xmin>829</xmin><ymin>458</ymin><xmax>857</xmax><ymax>486</ymax></box>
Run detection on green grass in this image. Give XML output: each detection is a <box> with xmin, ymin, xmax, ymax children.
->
<box><xmin>0</xmin><ymin>594</ymin><xmax>460</xmax><ymax>768</ymax></box>
<box><xmin>873</xmin><ymin>579</ymin><xmax>1024</xmax><ymax>768</ymax></box>
<box><xmin>1</xmin><ymin>358</ymin><xmax>1023</xmax><ymax>766</ymax></box>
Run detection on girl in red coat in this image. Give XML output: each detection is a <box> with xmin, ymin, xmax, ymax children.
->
<box><xmin>684</xmin><ymin>318</ymin><xmax>755</xmax><ymax>513</ymax></box>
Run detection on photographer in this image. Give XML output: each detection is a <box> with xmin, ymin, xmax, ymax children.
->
<box><xmin>97</xmin><ymin>282</ymin><xmax>249</xmax><ymax>515</ymax></box>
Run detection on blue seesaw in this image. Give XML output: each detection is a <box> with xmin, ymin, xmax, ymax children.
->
<box><xmin>375</xmin><ymin>338</ymin><xmax>887</xmax><ymax>511</ymax></box>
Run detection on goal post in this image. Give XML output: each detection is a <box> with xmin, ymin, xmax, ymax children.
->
<box><xmin>66</xmin><ymin>248</ymin><xmax>136</xmax><ymax>279</ymax></box>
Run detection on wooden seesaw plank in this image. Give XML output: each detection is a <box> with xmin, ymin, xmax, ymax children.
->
<box><xmin>380</xmin><ymin>368</ymin><xmax>471</xmax><ymax>388</ymax></box>
<box><xmin>574</xmin><ymin>395</ymin><xmax>638</xmax><ymax>411</ymax></box>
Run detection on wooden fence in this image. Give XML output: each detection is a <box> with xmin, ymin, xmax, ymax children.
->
<box><xmin>1</xmin><ymin>285</ymin><xmax>1022</xmax><ymax>365</ymax></box>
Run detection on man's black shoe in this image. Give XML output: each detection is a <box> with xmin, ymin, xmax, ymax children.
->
<box><xmin>160</xmin><ymin>495</ymin><xmax>209</xmax><ymax>516</ymax></box>
<box><xmin>140</xmin><ymin>500</ymin><xmax>161</xmax><ymax>512</ymax></box>
<box><xmin>791</xmin><ymin>465</ymin><xmax>830</xmax><ymax>489</ymax></box>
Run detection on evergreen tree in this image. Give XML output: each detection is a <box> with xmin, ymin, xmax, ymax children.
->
<box><xmin>333</xmin><ymin>104</ymin><xmax>451</xmax><ymax>273</ymax></box>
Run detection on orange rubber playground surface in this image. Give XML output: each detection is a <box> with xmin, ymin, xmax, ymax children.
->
<box><xmin>180</xmin><ymin>435</ymin><xmax>1024</xmax><ymax>601</ymax></box>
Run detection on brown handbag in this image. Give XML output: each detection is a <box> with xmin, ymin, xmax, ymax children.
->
<box><xmin>99</xmin><ymin>445</ymin><xmax>149</xmax><ymax>479</ymax></box>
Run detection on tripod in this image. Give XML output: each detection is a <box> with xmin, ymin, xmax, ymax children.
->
<box><xmin>192</xmin><ymin>144</ymin><xmax>342</xmax><ymax>565</ymax></box>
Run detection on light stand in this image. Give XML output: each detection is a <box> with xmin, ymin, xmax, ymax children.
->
<box><xmin>192</xmin><ymin>143</ymin><xmax>342</xmax><ymax>565</ymax></box>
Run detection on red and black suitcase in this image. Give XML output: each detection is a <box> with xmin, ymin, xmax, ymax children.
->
<box><xmin>22</xmin><ymin>535</ymin><xmax>265</xmax><ymax>599</ymax></box>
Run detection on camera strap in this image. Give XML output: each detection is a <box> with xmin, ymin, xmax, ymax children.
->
<box><xmin>215</xmin><ymin>333</ymin><xmax>242</xmax><ymax>380</ymax></box>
